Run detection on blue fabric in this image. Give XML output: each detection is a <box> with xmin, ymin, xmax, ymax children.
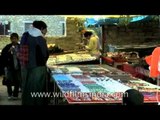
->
<box><xmin>86</xmin><ymin>15</ymin><xmax>151</xmax><ymax>26</ymax></box>
<box><xmin>52</xmin><ymin>74</ymin><xmax>70</xmax><ymax>81</ymax></box>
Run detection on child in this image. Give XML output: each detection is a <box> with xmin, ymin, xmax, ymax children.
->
<box><xmin>1</xmin><ymin>33</ymin><xmax>21</xmax><ymax>100</ymax></box>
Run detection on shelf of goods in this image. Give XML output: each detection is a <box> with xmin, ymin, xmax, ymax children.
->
<box><xmin>102</xmin><ymin>52</ymin><xmax>150</xmax><ymax>80</ymax></box>
<box><xmin>49</xmin><ymin>64</ymin><xmax>160</xmax><ymax>104</ymax></box>
<box><xmin>102</xmin><ymin>52</ymin><xmax>133</xmax><ymax>65</ymax></box>
<box><xmin>47</xmin><ymin>52</ymin><xmax>97</xmax><ymax>66</ymax></box>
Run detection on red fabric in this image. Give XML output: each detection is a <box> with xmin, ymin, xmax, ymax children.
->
<box><xmin>102</xmin><ymin>56</ymin><xmax>114</xmax><ymax>64</ymax></box>
<box><xmin>17</xmin><ymin>45</ymin><xmax>29</xmax><ymax>67</ymax></box>
<box><xmin>145</xmin><ymin>55</ymin><xmax>152</xmax><ymax>66</ymax></box>
<box><xmin>145</xmin><ymin>47</ymin><xmax>160</xmax><ymax>78</ymax></box>
<box><xmin>17</xmin><ymin>32</ymin><xmax>29</xmax><ymax>68</ymax></box>
<box><xmin>112</xmin><ymin>57</ymin><xmax>127</xmax><ymax>62</ymax></box>
<box><xmin>122</xmin><ymin>64</ymin><xmax>137</xmax><ymax>77</ymax></box>
<box><xmin>122</xmin><ymin>64</ymin><xmax>145</xmax><ymax>79</ymax></box>
<box><xmin>135</xmin><ymin>66</ymin><xmax>150</xmax><ymax>77</ymax></box>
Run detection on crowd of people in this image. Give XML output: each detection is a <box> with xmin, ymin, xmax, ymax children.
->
<box><xmin>1</xmin><ymin>20</ymin><xmax>49</xmax><ymax>105</ymax></box>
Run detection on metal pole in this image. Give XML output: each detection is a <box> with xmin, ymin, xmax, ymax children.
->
<box><xmin>159</xmin><ymin>15</ymin><xmax>160</xmax><ymax>28</ymax></box>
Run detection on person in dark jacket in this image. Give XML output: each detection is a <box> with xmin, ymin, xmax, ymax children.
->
<box><xmin>19</xmin><ymin>20</ymin><xmax>49</xmax><ymax>105</ymax></box>
<box><xmin>1</xmin><ymin>33</ymin><xmax>21</xmax><ymax>100</ymax></box>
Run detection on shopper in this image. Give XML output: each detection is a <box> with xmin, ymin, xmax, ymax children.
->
<box><xmin>1</xmin><ymin>33</ymin><xmax>21</xmax><ymax>100</ymax></box>
<box><xmin>18</xmin><ymin>20</ymin><xmax>49</xmax><ymax>105</ymax></box>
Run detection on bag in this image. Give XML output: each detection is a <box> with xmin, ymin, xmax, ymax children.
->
<box><xmin>2</xmin><ymin>76</ymin><xmax>8</xmax><ymax>86</ymax></box>
<box><xmin>2</xmin><ymin>76</ymin><xmax>14</xmax><ymax>86</ymax></box>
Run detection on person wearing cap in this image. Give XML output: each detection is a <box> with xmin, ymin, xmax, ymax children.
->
<box><xmin>83</xmin><ymin>31</ymin><xmax>101</xmax><ymax>59</ymax></box>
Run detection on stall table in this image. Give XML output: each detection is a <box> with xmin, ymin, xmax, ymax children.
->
<box><xmin>47</xmin><ymin>52</ymin><xmax>99</xmax><ymax>66</ymax></box>
<box><xmin>48</xmin><ymin>64</ymin><xmax>160</xmax><ymax>105</ymax></box>
<box><xmin>102</xmin><ymin>55</ymin><xmax>151</xmax><ymax>81</ymax></box>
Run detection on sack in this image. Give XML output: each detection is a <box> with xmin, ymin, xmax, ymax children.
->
<box><xmin>2</xmin><ymin>76</ymin><xmax>8</xmax><ymax>85</ymax></box>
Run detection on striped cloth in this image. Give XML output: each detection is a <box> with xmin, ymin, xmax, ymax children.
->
<box><xmin>17</xmin><ymin>32</ymin><xmax>29</xmax><ymax>67</ymax></box>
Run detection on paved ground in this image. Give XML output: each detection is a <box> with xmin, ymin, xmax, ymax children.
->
<box><xmin>0</xmin><ymin>76</ymin><xmax>21</xmax><ymax>105</ymax></box>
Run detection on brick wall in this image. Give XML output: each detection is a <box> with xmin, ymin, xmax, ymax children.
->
<box><xmin>103</xmin><ymin>20</ymin><xmax>160</xmax><ymax>48</ymax></box>
<box><xmin>46</xmin><ymin>17</ymin><xmax>81</xmax><ymax>50</ymax></box>
<box><xmin>1</xmin><ymin>18</ymin><xmax>160</xmax><ymax>52</ymax></box>
<box><xmin>0</xmin><ymin>15</ymin><xmax>65</xmax><ymax>36</ymax></box>
<box><xmin>0</xmin><ymin>17</ymin><xmax>81</xmax><ymax>51</ymax></box>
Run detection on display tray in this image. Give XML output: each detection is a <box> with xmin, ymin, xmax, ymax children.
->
<box><xmin>47</xmin><ymin>53</ymin><xmax>98</xmax><ymax>66</ymax></box>
<box><xmin>50</xmin><ymin>64</ymin><xmax>160</xmax><ymax>104</ymax></box>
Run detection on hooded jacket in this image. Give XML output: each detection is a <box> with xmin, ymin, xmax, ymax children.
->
<box><xmin>21</xmin><ymin>27</ymin><xmax>49</xmax><ymax>69</ymax></box>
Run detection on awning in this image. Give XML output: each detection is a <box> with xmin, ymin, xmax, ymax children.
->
<box><xmin>85</xmin><ymin>15</ymin><xmax>153</xmax><ymax>26</ymax></box>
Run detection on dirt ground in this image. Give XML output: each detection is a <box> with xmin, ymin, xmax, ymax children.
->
<box><xmin>0</xmin><ymin>76</ymin><xmax>21</xmax><ymax>105</ymax></box>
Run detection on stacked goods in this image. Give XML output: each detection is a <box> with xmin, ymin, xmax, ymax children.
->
<box><xmin>57</xmin><ymin>81</ymin><xmax>81</xmax><ymax>92</ymax></box>
<box><xmin>47</xmin><ymin>44</ymin><xmax>55</xmax><ymax>48</ymax></box>
<box><xmin>50</xmin><ymin>65</ymin><xmax>160</xmax><ymax>103</ymax></box>
<box><xmin>65</xmin><ymin>53</ymin><xmax>96</xmax><ymax>62</ymax></box>
<box><xmin>47</xmin><ymin>44</ymin><xmax>64</xmax><ymax>54</ymax></box>
<box><xmin>56</xmin><ymin>55</ymin><xmax>72</xmax><ymax>63</ymax></box>
<box><xmin>83</xmin><ymin>84</ymin><xmax>108</xmax><ymax>93</ymax></box>
<box><xmin>104</xmin><ymin>52</ymin><xmax>127</xmax><ymax>63</ymax></box>
<box><xmin>71</xmin><ymin>75</ymin><xmax>96</xmax><ymax>84</ymax></box>
<box><xmin>94</xmin><ymin>78</ymin><xmax>131</xmax><ymax>93</ymax></box>
<box><xmin>66</xmin><ymin>66</ymin><xmax>83</xmax><ymax>73</ymax></box>
<box><xmin>68</xmin><ymin>54</ymin><xmax>82</xmax><ymax>61</ymax></box>
<box><xmin>81</xmin><ymin>54</ymin><xmax>96</xmax><ymax>61</ymax></box>
<box><xmin>52</xmin><ymin>74</ymin><xmax>81</xmax><ymax>92</ymax></box>
<box><xmin>47</xmin><ymin>53</ymin><xmax>97</xmax><ymax>66</ymax></box>
<box><xmin>106</xmin><ymin>52</ymin><xmax>140</xmax><ymax>63</ymax></box>
<box><xmin>123</xmin><ymin>80</ymin><xmax>160</xmax><ymax>92</ymax></box>
<box><xmin>47</xmin><ymin>56</ymin><xmax>57</xmax><ymax>66</ymax></box>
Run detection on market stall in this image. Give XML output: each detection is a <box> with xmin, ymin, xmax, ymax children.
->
<box><xmin>47</xmin><ymin>64</ymin><xmax>160</xmax><ymax>105</ymax></box>
<box><xmin>99</xmin><ymin>15</ymin><xmax>159</xmax><ymax>77</ymax></box>
<box><xmin>45</xmin><ymin>15</ymin><xmax>160</xmax><ymax>105</ymax></box>
<box><xmin>47</xmin><ymin>42</ymin><xmax>101</xmax><ymax>65</ymax></box>
<box><xmin>47</xmin><ymin>51</ymin><xmax>100</xmax><ymax>66</ymax></box>
<box><xmin>101</xmin><ymin>51</ymin><xmax>154</xmax><ymax>83</ymax></box>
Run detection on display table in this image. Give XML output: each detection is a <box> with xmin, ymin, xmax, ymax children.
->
<box><xmin>102</xmin><ymin>55</ymin><xmax>150</xmax><ymax>81</ymax></box>
<box><xmin>120</xmin><ymin>64</ymin><xmax>150</xmax><ymax>80</ymax></box>
<box><xmin>48</xmin><ymin>64</ymin><xmax>160</xmax><ymax>105</ymax></box>
<box><xmin>47</xmin><ymin>52</ymin><xmax>98</xmax><ymax>66</ymax></box>
<box><xmin>102</xmin><ymin>56</ymin><xmax>128</xmax><ymax>67</ymax></box>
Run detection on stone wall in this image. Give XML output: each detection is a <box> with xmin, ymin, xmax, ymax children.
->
<box><xmin>0</xmin><ymin>15</ymin><xmax>65</xmax><ymax>36</ymax></box>
<box><xmin>46</xmin><ymin>17</ymin><xmax>81</xmax><ymax>50</ymax></box>
<box><xmin>0</xmin><ymin>17</ymin><xmax>81</xmax><ymax>51</ymax></box>
<box><xmin>1</xmin><ymin>17</ymin><xmax>160</xmax><ymax>52</ymax></box>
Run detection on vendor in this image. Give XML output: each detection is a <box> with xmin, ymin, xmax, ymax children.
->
<box><xmin>82</xmin><ymin>31</ymin><xmax>101</xmax><ymax>59</ymax></box>
<box><xmin>127</xmin><ymin>52</ymin><xmax>140</xmax><ymax>64</ymax></box>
